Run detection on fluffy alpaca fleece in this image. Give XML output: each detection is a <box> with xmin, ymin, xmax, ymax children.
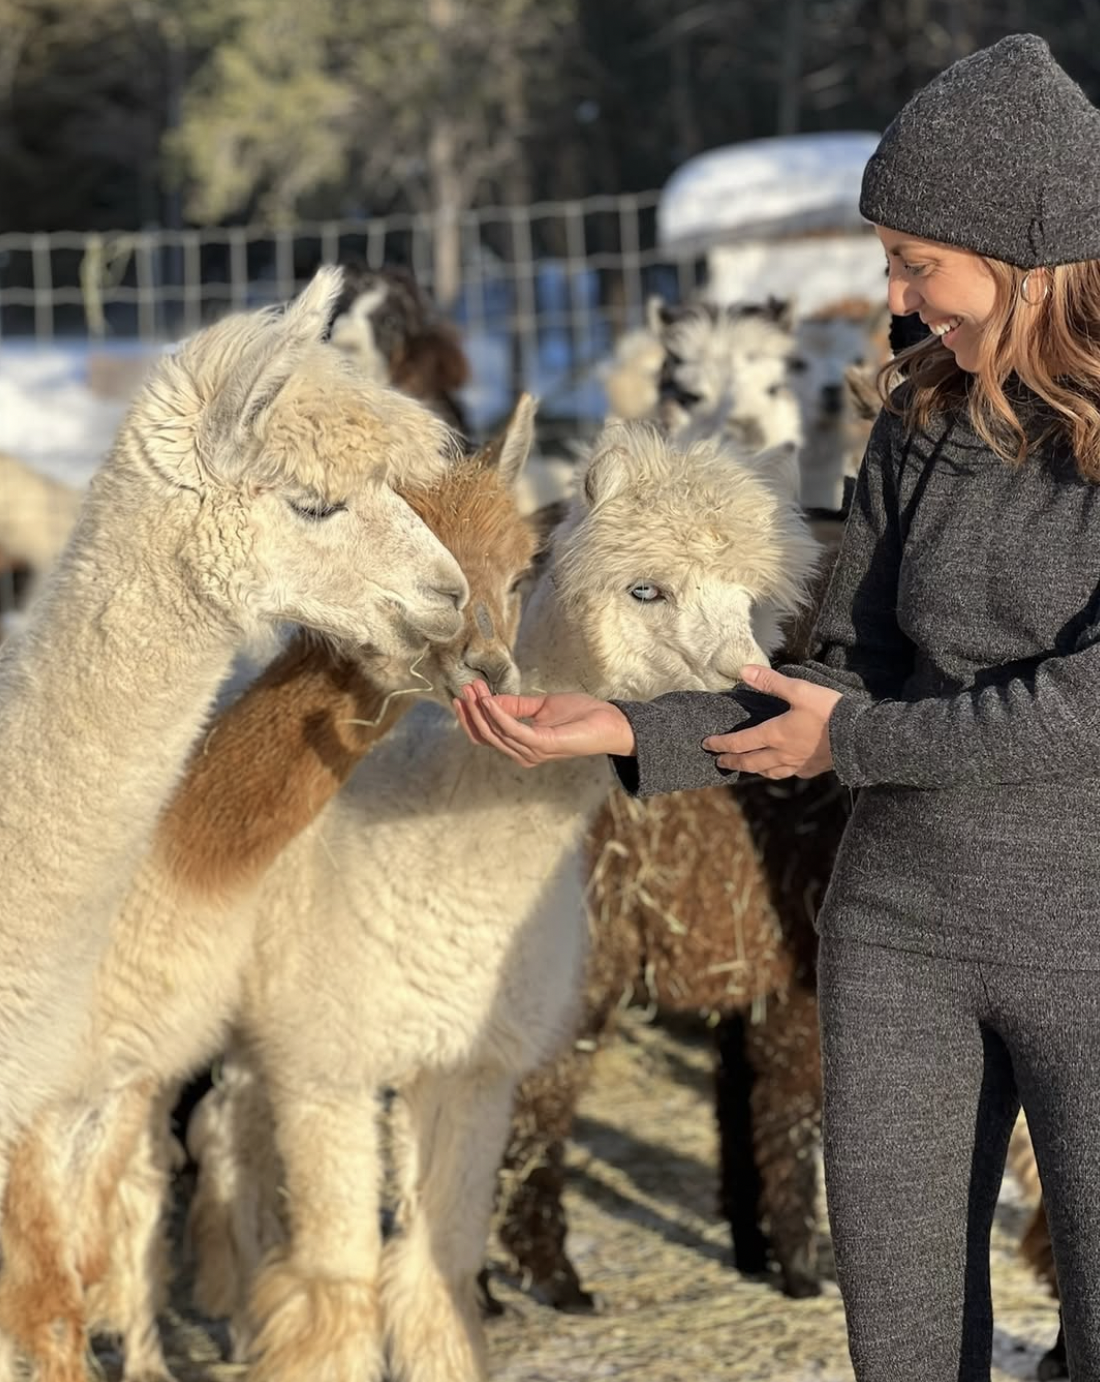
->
<box><xmin>598</xmin><ymin>315</ymin><xmax>666</xmax><ymax>421</ymax></box>
<box><xmin>328</xmin><ymin>262</ymin><xmax>471</xmax><ymax>434</ymax></box>
<box><xmin>652</xmin><ymin>297</ymin><xmax>803</xmax><ymax>471</ymax></box>
<box><xmin>494</xmin><ymin>540</ymin><xmax>849</xmax><ymax>1309</ymax></box>
<box><xmin>0</xmin><ymin>267</ymin><xmax>467</xmax><ymax>1181</ymax></box>
<box><xmin>0</xmin><ymin>402</ymin><xmax>541</xmax><ymax>1382</ymax></box>
<box><xmin>180</xmin><ymin>422</ymin><xmax>820</xmax><ymax>1382</ymax></box>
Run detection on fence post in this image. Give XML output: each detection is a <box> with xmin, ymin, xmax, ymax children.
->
<box><xmin>31</xmin><ymin>233</ymin><xmax>53</xmax><ymax>344</ymax></box>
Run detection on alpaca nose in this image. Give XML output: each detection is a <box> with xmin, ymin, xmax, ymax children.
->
<box><xmin>464</xmin><ymin>649</ymin><xmax>518</xmax><ymax>695</ymax></box>
<box><xmin>821</xmin><ymin>384</ymin><xmax>843</xmax><ymax>417</ymax></box>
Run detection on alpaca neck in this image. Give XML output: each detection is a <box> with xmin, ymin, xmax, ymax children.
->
<box><xmin>513</xmin><ymin>569</ymin><xmax>597</xmax><ymax>698</ymax></box>
<box><xmin>0</xmin><ymin>473</ymin><xmax>244</xmax><ymax>941</ymax></box>
<box><xmin>798</xmin><ymin>424</ymin><xmax>848</xmax><ymax>511</ymax></box>
<box><xmin>156</xmin><ymin>636</ymin><xmax>410</xmax><ymax>898</ymax></box>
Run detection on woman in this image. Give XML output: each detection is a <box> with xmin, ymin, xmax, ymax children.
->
<box><xmin>455</xmin><ymin>34</ymin><xmax>1100</xmax><ymax>1381</ymax></box>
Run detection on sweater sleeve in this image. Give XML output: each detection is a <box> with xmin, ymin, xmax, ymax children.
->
<box><xmin>609</xmin><ymin>407</ymin><xmax>914</xmax><ymax>799</ymax></box>
<box><xmin>828</xmin><ymin>603</ymin><xmax>1100</xmax><ymax>788</ymax></box>
<box><xmin>608</xmin><ymin>688</ymin><xmax>789</xmax><ymax>797</ymax></box>
<box><xmin>783</xmin><ymin>405</ymin><xmax>915</xmax><ymax>701</ymax></box>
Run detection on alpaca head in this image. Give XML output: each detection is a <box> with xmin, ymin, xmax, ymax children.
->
<box><xmin>117</xmin><ymin>267</ymin><xmax>468</xmax><ymax>656</ymax></box>
<box><xmin>329</xmin><ymin>262</ymin><xmax>471</xmax><ymax>433</ymax></box>
<box><xmin>651</xmin><ymin>299</ymin><xmax>802</xmax><ymax>454</ymax></box>
<box><xmin>358</xmin><ymin>394</ymin><xmax>539</xmax><ymax>700</ymax></box>
<box><xmin>549</xmin><ymin>421</ymin><xmax>820</xmax><ymax>700</ymax></box>
<box><xmin>599</xmin><ymin>319</ymin><xmax>666</xmax><ymax>422</ymax></box>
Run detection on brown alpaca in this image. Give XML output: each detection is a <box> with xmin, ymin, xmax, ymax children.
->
<box><xmin>493</xmin><ymin>533</ymin><xmax>849</xmax><ymax>1307</ymax></box>
<box><xmin>0</xmin><ymin>403</ymin><xmax>540</xmax><ymax>1382</ymax></box>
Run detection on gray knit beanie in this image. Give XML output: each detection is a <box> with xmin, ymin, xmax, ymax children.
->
<box><xmin>860</xmin><ymin>34</ymin><xmax>1100</xmax><ymax>267</ymax></box>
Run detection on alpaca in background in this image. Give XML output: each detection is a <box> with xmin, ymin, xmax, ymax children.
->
<box><xmin>328</xmin><ymin>262</ymin><xmax>471</xmax><ymax>433</ymax></box>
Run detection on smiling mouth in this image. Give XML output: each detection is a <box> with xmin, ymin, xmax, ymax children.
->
<box><xmin>925</xmin><ymin>315</ymin><xmax>963</xmax><ymax>339</ymax></box>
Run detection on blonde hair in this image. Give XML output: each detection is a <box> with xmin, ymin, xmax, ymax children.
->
<box><xmin>879</xmin><ymin>257</ymin><xmax>1100</xmax><ymax>480</ymax></box>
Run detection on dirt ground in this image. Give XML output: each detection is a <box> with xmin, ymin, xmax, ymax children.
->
<box><xmin>105</xmin><ymin>1009</ymin><xmax>1061</xmax><ymax>1382</ymax></box>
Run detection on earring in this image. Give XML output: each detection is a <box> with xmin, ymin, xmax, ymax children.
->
<box><xmin>1020</xmin><ymin>272</ymin><xmax>1050</xmax><ymax>305</ymax></box>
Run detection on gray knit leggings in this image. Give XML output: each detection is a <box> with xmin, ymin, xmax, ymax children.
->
<box><xmin>818</xmin><ymin>932</ymin><xmax>1100</xmax><ymax>1382</ymax></box>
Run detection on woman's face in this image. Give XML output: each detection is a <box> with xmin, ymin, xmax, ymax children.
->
<box><xmin>876</xmin><ymin>226</ymin><xmax>999</xmax><ymax>373</ymax></box>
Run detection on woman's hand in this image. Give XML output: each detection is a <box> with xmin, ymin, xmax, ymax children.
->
<box><xmin>453</xmin><ymin>682</ymin><xmax>636</xmax><ymax>767</ymax></box>
<box><xmin>704</xmin><ymin>666</ymin><xmax>840</xmax><ymax>779</ymax></box>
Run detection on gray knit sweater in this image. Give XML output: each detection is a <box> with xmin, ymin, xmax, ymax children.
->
<box><xmin>612</xmin><ymin>399</ymin><xmax>1100</xmax><ymax>966</ymax></box>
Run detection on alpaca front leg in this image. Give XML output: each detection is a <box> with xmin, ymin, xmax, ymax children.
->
<box><xmin>383</xmin><ymin>1067</ymin><xmax>517</xmax><ymax>1382</ymax></box>
<box><xmin>91</xmin><ymin>1088</ymin><xmax>176</xmax><ymax>1382</ymax></box>
<box><xmin>0</xmin><ymin>1115</ymin><xmax>89</xmax><ymax>1382</ymax></box>
<box><xmin>497</xmin><ymin>1047</ymin><xmax>597</xmax><ymax>1312</ymax></box>
<box><xmin>248</xmin><ymin>1085</ymin><xmax>385</xmax><ymax>1382</ymax></box>
<box><xmin>186</xmin><ymin>1051</ymin><xmax>285</xmax><ymax>1363</ymax></box>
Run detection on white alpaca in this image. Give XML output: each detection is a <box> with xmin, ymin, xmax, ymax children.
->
<box><xmin>791</xmin><ymin>300</ymin><xmax>885</xmax><ymax>510</ymax></box>
<box><xmin>0</xmin><ymin>404</ymin><xmax>540</xmax><ymax>1382</ymax></box>
<box><xmin>192</xmin><ymin>423</ymin><xmax>821</xmax><ymax>1382</ymax></box>
<box><xmin>653</xmin><ymin>299</ymin><xmax>803</xmax><ymax>451</ymax></box>
<box><xmin>598</xmin><ymin>309</ymin><xmax>666</xmax><ymax>421</ymax></box>
<box><xmin>0</xmin><ymin>267</ymin><xmax>467</xmax><ymax>1170</ymax></box>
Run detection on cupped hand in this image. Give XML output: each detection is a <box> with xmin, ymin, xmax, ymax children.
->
<box><xmin>453</xmin><ymin>682</ymin><xmax>636</xmax><ymax>767</ymax></box>
<box><xmin>703</xmin><ymin>665</ymin><xmax>840</xmax><ymax>779</ymax></box>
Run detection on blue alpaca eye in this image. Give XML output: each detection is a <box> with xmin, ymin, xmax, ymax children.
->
<box><xmin>289</xmin><ymin>498</ymin><xmax>347</xmax><ymax>521</ymax></box>
<box><xmin>630</xmin><ymin>583</ymin><xmax>662</xmax><ymax>602</ymax></box>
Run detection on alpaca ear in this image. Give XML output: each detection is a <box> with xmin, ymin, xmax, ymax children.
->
<box><xmin>285</xmin><ymin>265</ymin><xmax>346</xmax><ymax>348</ymax></box>
<box><xmin>481</xmin><ymin>393</ymin><xmax>537</xmax><ymax>487</ymax></box>
<box><xmin>582</xmin><ymin>429</ymin><xmax>632</xmax><ymax>509</ymax></box>
<box><xmin>645</xmin><ymin>295</ymin><xmax>667</xmax><ymax>335</ymax></box>
<box><xmin>742</xmin><ymin>440</ymin><xmax>802</xmax><ymax>505</ymax></box>
<box><xmin>197</xmin><ymin>269</ymin><xmax>350</xmax><ymax>481</ymax></box>
<box><xmin>237</xmin><ymin>267</ymin><xmax>350</xmax><ymax>432</ymax></box>
<box><xmin>766</xmin><ymin>296</ymin><xmax>796</xmax><ymax>331</ymax></box>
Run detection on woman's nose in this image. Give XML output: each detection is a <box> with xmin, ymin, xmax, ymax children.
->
<box><xmin>887</xmin><ymin>276</ymin><xmax>920</xmax><ymax>316</ymax></box>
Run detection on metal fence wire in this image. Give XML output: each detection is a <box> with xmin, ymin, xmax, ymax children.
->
<box><xmin>0</xmin><ymin>193</ymin><xmax>707</xmax><ymax>428</ymax></box>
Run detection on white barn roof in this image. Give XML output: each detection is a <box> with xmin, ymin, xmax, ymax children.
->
<box><xmin>657</xmin><ymin>132</ymin><xmax>883</xmax><ymax>252</ymax></box>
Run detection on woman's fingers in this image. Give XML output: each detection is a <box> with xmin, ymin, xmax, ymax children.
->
<box><xmin>715</xmin><ymin>748</ymin><xmax>788</xmax><ymax>774</ymax></box>
<box><xmin>455</xmin><ymin>692</ymin><xmax>533</xmax><ymax>765</ymax></box>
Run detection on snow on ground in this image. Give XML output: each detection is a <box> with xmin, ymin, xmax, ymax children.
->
<box><xmin>0</xmin><ymin>330</ymin><xmax>608</xmax><ymax>492</ymax></box>
<box><xmin>0</xmin><ymin>339</ymin><xmax>138</xmax><ymax>487</ymax></box>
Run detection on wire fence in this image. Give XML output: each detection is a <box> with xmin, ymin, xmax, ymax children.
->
<box><xmin>0</xmin><ymin>192</ymin><xmax>714</xmax><ymax>622</ymax></box>
<box><xmin>0</xmin><ymin>192</ymin><xmax>709</xmax><ymax>428</ymax></box>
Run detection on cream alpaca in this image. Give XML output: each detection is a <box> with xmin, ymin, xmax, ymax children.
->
<box><xmin>0</xmin><ymin>402</ymin><xmax>539</xmax><ymax>1382</ymax></box>
<box><xmin>0</xmin><ymin>265</ymin><xmax>467</xmax><ymax>1190</ymax></box>
<box><xmin>187</xmin><ymin>422</ymin><xmax>819</xmax><ymax>1382</ymax></box>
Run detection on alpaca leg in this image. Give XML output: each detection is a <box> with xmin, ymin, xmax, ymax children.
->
<box><xmin>383</xmin><ymin>1067</ymin><xmax>517</xmax><ymax>1382</ymax></box>
<box><xmin>744</xmin><ymin>980</ymin><xmax>823</xmax><ymax>1299</ymax></box>
<box><xmin>187</xmin><ymin>1051</ymin><xmax>285</xmax><ymax>1363</ymax></box>
<box><xmin>248</xmin><ymin>1082</ymin><xmax>385</xmax><ymax>1382</ymax></box>
<box><xmin>89</xmin><ymin>1088</ymin><xmax>176</xmax><ymax>1382</ymax></box>
<box><xmin>713</xmin><ymin>1013</ymin><xmax>768</xmax><ymax>1277</ymax></box>
<box><xmin>496</xmin><ymin>1046</ymin><xmax>597</xmax><ymax>1313</ymax></box>
<box><xmin>1037</xmin><ymin>1314</ymin><xmax>1068</xmax><ymax>1380</ymax></box>
<box><xmin>0</xmin><ymin>1113</ymin><xmax>89</xmax><ymax>1382</ymax></box>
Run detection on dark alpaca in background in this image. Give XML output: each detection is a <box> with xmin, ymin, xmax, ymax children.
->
<box><xmin>327</xmin><ymin>261</ymin><xmax>471</xmax><ymax>435</ymax></box>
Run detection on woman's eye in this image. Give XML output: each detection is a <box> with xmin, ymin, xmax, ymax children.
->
<box><xmin>903</xmin><ymin>262</ymin><xmax>927</xmax><ymax>276</ymax></box>
<box><xmin>629</xmin><ymin>582</ymin><xmax>663</xmax><ymax>602</ymax></box>
<box><xmin>288</xmin><ymin>498</ymin><xmax>347</xmax><ymax>521</ymax></box>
